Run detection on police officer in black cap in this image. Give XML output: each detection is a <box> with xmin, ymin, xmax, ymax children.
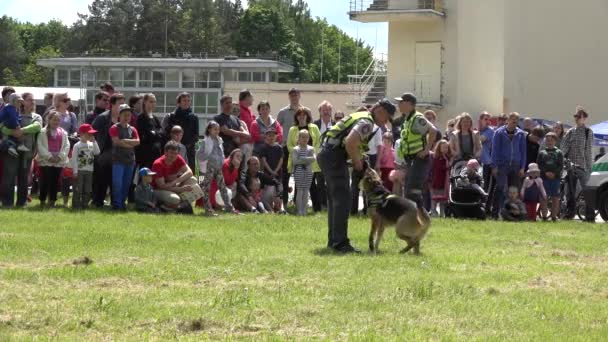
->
<box><xmin>318</xmin><ymin>99</ymin><xmax>396</xmax><ymax>253</ymax></box>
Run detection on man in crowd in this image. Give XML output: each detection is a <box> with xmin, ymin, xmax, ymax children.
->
<box><xmin>561</xmin><ymin>107</ymin><xmax>595</xmax><ymax>222</ymax></box>
<box><xmin>92</xmin><ymin>93</ymin><xmax>125</xmax><ymax>207</ymax></box>
<box><xmin>239</xmin><ymin>89</ymin><xmax>256</xmax><ymax>130</ymax></box>
<box><xmin>151</xmin><ymin>141</ymin><xmax>198</xmax><ymax>212</ymax></box>
<box><xmin>313</xmin><ymin>100</ymin><xmax>334</xmax><ymax>209</ymax></box>
<box><xmin>491</xmin><ymin>112</ymin><xmax>527</xmax><ymax>218</ymax></box>
<box><xmin>318</xmin><ymin>99</ymin><xmax>396</xmax><ymax>253</ymax></box>
<box><xmin>86</xmin><ymin>91</ymin><xmax>110</xmax><ymax>124</ymax></box>
<box><xmin>162</xmin><ymin>92</ymin><xmax>199</xmax><ymax>172</ymax></box>
<box><xmin>478</xmin><ymin>111</ymin><xmax>495</xmax><ymax>212</ymax></box>
<box><xmin>277</xmin><ymin>88</ymin><xmax>302</xmax><ymax>207</ymax></box>
<box><xmin>214</xmin><ymin>94</ymin><xmax>250</xmax><ymax>158</ymax></box>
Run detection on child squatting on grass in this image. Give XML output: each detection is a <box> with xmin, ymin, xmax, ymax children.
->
<box><xmin>520</xmin><ymin>163</ymin><xmax>547</xmax><ymax>221</ymax></box>
<box><xmin>134</xmin><ymin>167</ymin><xmax>160</xmax><ymax>213</ymax></box>
<box><xmin>69</xmin><ymin>124</ymin><xmax>100</xmax><ymax>209</ymax></box>
<box><xmin>502</xmin><ymin>186</ymin><xmax>527</xmax><ymax>221</ymax></box>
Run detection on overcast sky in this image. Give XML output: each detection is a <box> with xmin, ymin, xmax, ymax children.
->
<box><xmin>1</xmin><ymin>0</ymin><xmax>388</xmax><ymax>57</ymax></box>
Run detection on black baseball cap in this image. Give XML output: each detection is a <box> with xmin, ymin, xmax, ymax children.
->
<box><xmin>377</xmin><ymin>99</ymin><xmax>396</xmax><ymax>116</ymax></box>
<box><xmin>394</xmin><ymin>93</ymin><xmax>417</xmax><ymax>105</ymax></box>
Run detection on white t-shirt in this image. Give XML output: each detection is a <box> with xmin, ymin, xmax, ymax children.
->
<box><xmin>366</xmin><ymin>125</ymin><xmax>383</xmax><ymax>156</ymax></box>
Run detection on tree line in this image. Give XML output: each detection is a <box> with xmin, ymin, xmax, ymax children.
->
<box><xmin>0</xmin><ymin>0</ymin><xmax>373</xmax><ymax>86</ymax></box>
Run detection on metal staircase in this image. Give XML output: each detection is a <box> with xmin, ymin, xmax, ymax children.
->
<box><xmin>348</xmin><ymin>56</ymin><xmax>387</xmax><ymax>107</ymax></box>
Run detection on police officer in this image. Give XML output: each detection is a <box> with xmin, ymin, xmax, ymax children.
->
<box><xmin>318</xmin><ymin>99</ymin><xmax>396</xmax><ymax>253</ymax></box>
<box><xmin>395</xmin><ymin>93</ymin><xmax>438</xmax><ymax>207</ymax></box>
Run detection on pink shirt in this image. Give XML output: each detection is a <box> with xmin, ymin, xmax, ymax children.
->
<box><xmin>377</xmin><ymin>145</ymin><xmax>395</xmax><ymax>169</ymax></box>
<box><xmin>47</xmin><ymin>128</ymin><xmax>63</xmax><ymax>154</ymax></box>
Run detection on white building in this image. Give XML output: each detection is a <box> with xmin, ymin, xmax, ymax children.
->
<box><xmin>349</xmin><ymin>0</ymin><xmax>608</xmax><ymax>125</ymax></box>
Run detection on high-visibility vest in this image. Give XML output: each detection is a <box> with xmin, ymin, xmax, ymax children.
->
<box><xmin>325</xmin><ymin>111</ymin><xmax>375</xmax><ymax>153</ymax></box>
<box><xmin>398</xmin><ymin>111</ymin><xmax>425</xmax><ymax>158</ymax></box>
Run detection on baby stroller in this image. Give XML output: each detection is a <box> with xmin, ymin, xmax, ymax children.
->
<box><xmin>445</xmin><ymin>160</ymin><xmax>487</xmax><ymax>220</ymax></box>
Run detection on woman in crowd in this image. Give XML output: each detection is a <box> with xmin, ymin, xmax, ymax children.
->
<box><xmin>250</xmin><ymin>101</ymin><xmax>283</xmax><ymax>156</ymax></box>
<box><xmin>1</xmin><ymin>93</ymin><xmax>43</xmax><ymax>207</ymax></box>
<box><xmin>52</xmin><ymin>93</ymin><xmax>78</xmax><ymax>206</ymax></box>
<box><xmin>286</xmin><ymin>107</ymin><xmax>322</xmax><ymax>212</ymax></box>
<box><xmin>551</xmin><ymin>121</ymin><xmax>565</xmax><ymax>149</ymax></box>
<box><xmin>449</xmin><ymin>113</ymin><xmax>481</xmax><ymax>163</ymax></box>
<box><xmin>36</xmin><ymin>111</ymin><xmax>70</xmax><ymax>208</ymax></box>
<box><xmin>135</xmin><ymin>93</ymin><xmax>163</xmax><ymax>169</ymax></box>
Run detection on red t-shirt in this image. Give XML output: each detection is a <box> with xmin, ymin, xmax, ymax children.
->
<box><xmin>151</xmin><ymin>155</ymin><xmax>187</xmax><ymax>188</ymax></box>
<box><xmin>108</xmin><ymin>124</ymin><xmax>139</xmax><ymax>139</ymax></box>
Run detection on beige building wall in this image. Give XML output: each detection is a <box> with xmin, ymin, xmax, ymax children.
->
<box><xmin>224</xmin><ymin>81</ymin><xmax>353</xmax><ymax>120</ymax></box>
<box><xmin>503</xmin><ymin>0</ymin><xmax>608</xmax><ymax>124</ymax></box>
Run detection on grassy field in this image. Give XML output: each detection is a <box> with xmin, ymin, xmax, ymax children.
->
<box><xmin>1</xmin><ymin>208</ymin><xmax>607</xmax><ymax>340</ymax></box>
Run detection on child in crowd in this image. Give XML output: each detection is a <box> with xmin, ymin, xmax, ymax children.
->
<box><xmin>36</xmin><ymin>111</ymin><xmax>70</xmax><ymax>208</ymax></box>
<box><xmin>260</xmin><ymin>128</ymin><xmax>286</xmax><ymax>213</ymax></box>
<box><xmin>390</xmin><ymin>138</ymin><xmax>405</xmax><ymax>197</ymax></box>
<box><xmin>70</xmin><ymin>124</ymin><xmax>100</xmax><ymax>209</ymax></box>
<box><xmin>430</xmin><ymin>139</ymin><xmax>450</xmax><ymax>217</ymax></box>
<box><xmin>170</xmin><ymin>125</ymin><xmax>188</xmax><ymax>165</ymax></box>
<box><xmin>198</xmin><ymin>120</ymin><xmax>237</xmax><ymax>216</ymax></box>
<box><xmin>501</xmin><ymin>186</ymin><xmax>527</xmax><ymax>221</ymax></box>
<box><xmin>109</xmin><ymin>105</ymin><xmax>140</xmax><ymax>210</ymax></box>
<box><xmin>537</xmin><ymin>132</ymin><xmax>564</xmax><ymax>221</ymax></box>
<box><xmin>292</xmin><ymin>129</ymin><xmax>316</xmax><ymax>216</ymax></box>
<box><xmin>134</xmin><ymin>167</ymin><xmax>159</xmax><ymax>213</ymax></box>
<box><xmin>520</xmin><ymin>163</ymin><xmax>547</xmax><ymax>221</ymax></box>
<box><xmin>0</xmin><ymin>93</ymin><xmax>29</xmax><ymax>157</ymax></box>
<box><xmin>458</xmin><ymin>159</ymin><xmax>487</xmax><ymax>198</ymax></box>
<box><xmin>376</xmin><ymin>132</ymin><xmax>395</xmax><ymax>191</ymax></box>
<box><xmin>236</xmin><ymin>156</ymin><xmax>280</xmax><ymax>213</ymax></box>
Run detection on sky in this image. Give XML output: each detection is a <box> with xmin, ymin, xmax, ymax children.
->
<box><xmin>0</xmin><ymin>0</ymin><xmax>388</xmax><ymax>57</ymax></box>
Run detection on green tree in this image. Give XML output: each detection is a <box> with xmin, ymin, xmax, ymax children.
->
<box><xmin>0</xmin><ymin>16</ymin><xmax>27</xmax><ymax>84</ymax></box>
<box><xmin>21</xmin><ymin>46</ymin><xmax>62</xmax><ymax>86</ymax></box>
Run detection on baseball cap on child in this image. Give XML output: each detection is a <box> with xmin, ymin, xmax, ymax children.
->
<box><xmin>139</xmin><ymin>167</ymin><xmax>157</xmax><ymax>178</ymax></box>
<box><xmin>78</xmin><ymin>124</ymin><xmax>97</xmax><ymax>135</ymax></box>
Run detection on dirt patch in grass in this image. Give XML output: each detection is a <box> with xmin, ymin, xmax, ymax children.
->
<box><xmin>72</xmin><ymin>256</ymin><xmax>93</xmax><ymax>266</ymax></box>
<box><xmin>178</xmin><ymin>318</ymin><xmax>222</xmax><ymax>333</ymax></box>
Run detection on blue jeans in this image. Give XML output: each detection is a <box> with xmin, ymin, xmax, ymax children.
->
<box><xmin>493</xmin><ymin>163</ymin><xmax>523</xmax><ymax>217</ymax></box>
<box><xmin>112</xmin><ymin>163</ymin><xmax>134</xmax><ymax>209</ymax></box>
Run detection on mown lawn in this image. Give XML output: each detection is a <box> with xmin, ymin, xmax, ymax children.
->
<box><xmin>1</xmin><ymin>209</ymin><xmax>607</xmax><ymax>340</ymax></box>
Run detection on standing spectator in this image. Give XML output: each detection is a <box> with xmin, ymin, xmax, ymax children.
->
<box><xmin>277</xmin><ymin>88</ymin><xmax>302</xmax><ymax>207</ymax></box>
<box><xmin>198</xmin><ymin>121</ymin><xmax>237</xmax><ymax>216</ymax></box>
<box><xmin>313</xmin><ymin>100</ymin><xmax>334</xmax><ymax>209</ymax></box>
<box><xmin>595</xmin><ymin>147</ymin><xmax>606</xmax><ymax>162</ymax></box>
<box><xmin>491</xmin><ymin>112</ymin><xmax>527</xmax><ymax>219</ymax></box>
<box><xmin>522</xmin><ymin>117</ymin><xmax>535</xmax><ymax>132</ymax></box>
<box><xmin>162</xmin><ymin>92</ymin><xmax>199</xmax><ymax>172</ymax></box>
<box><xmin>41</xmin><ymin>93</ymin><xmax>54</xmax><ymax>115</ymax></box>
<box><xmin>449</xmin><ymin>113</ymin><xmax>481</xmax><ymax>162</ymax></box>
<box><xmin>551</xmin><ymin>121</ymin><xmax>566</xmax><ymax>149</ymax></box>
<box><xmin>376</xmin><ymin>132</ymin><xmax>396</xmax><ymax>192</ymax></box>
<box><xmin>333</xmin><ymin>111</ymin><xmax>345</xmax><ymax>122</ymax></box>
<box><xmin>214</xmin><ymin>95</ymin><xmax>249</xmax><ymax>157</ymax></box>
<box><xmin>1</xmin><ymin>93</ymin><xmax>42</xmax><ymax>207</ymax></box>
<box><xmin>259</xmin><ymin>129</ymin><xmax>284</xmax><ymax>208</ymax></box>
<box><xmin>424</xmin><ymin>110</ymin><xmax>442</xmax><ymax>148</ymax></box>
<box><xmin>526</xmin><ymin>126</ymin><xmax>545</xmax><ymax>170</ymax></box>
<box><xmin>70</xmin><ymin>124</ymin><xmax>100</xmax><ymax>209</ymax></box>
<box><xmin>429</xmin><ymin>139</ymin><xmax>450</xmax><ymax>217</ymax></box>
<box><xmin>92</xmin><ymin>93</ymin><xmax>125</xmax><ymax>208</ymax></box>
<box><xmin>85</xmin><ymin>92</ymin><xmax>109</xmax><ymax>124</ymax></box>
<box><xmin>100</xmin><ymin>82</ymin><xmax>115</xmax><ymax>110</ymax></box>
<box><xmin>250</xmin><ymin>101</ymin><xmax>283</xmax><ymax>155</ymax></box>
<box><xmin>135</xmin><ymin>93</ymin><xmax>163</xmax><ymax>169</ymax></box>
<box><xmin>0</xmin><ymin>93</ymin><xmax>28</xmax><ymax>157</ymax></box>
<box><xmin>36</xmin><ymin>112</ymin><xmax>70</xmax><ymax>208</ymax></box>
<box><xmin>520</xmin><ymin>163</ymin><xmax>547</xmax><ymax>221</ymax></box>
<box><xmin>287</xmin><ymin>107</ymin><xmax>322</xmax><ymax>212</ymax></box>
<box><xmin>52</xmin><ymin>93</ymin><xmax>78</xmax><ymax>135</ymax></box>
<box><xmin>496</xmin><ymin>113</ymin><xmax>508</xmax><ymax>128</ymax></box>
<box><xmin>239</xmin><ymin>89</ymin><xmax>256</xmax><ymax>130</ymax></box>
<box><xmin>151</xmin><ymin>141</ymin><xmax>199</xmax><ymax>212</ymax></box>
<box><xmin>292</xmin><ymin>129</ymin><xmax>316</xmax><ymax>216</ymax></box>
<box><xmin>561</xmin><ymin>107</ymin><xmax>594</xmax><ymax>222</ymax></box>
<box><xmin>444</xmin><ymin>118</ymin><xmax>456</xmax><ymax>141</ymax></box>
<box><xmin>537</xmin><ymin>132</ymin><xmax>564</xmax><ymax>221</ymax></box>
<box><xmin>478</xmin><ymin>112</ymin><xmax>495</xmax><ymax>193</ymax></box>
<box><xmin>109</xmin><ymin>105</ymin><xmax>140</xmax><ymax>210</ymax></box>
<box><xmin>128</xmin><ymin>94</ymin><xmax>143</xmax><ymax>126</ymax></box>
<box><xmin>170</xmin><ymin>125</ymin><xmax>188</xmax><ymax>164</ymax></box>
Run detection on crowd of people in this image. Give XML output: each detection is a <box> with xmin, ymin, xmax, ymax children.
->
<box><xmin>0</xmin><ymin>83</ymin><xmax>599</xmax><ymax>225</ymax></box>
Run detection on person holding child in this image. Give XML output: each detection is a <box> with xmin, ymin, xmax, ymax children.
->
<box><xmin>292</xmin><ymin>129</ymin><xmax>316</xmax><ymax>216</ymax></box>
<box><xmin>109</xmin><ymin>104</ymin><xmax>140</xmax><ymax>210</ymax></box>
<box><xmin>70</xmin><ymin>124</ymin><xmax>100</xmax><ymax>209</ymax></box>
<box><xmin>135</xmin><ymin>167</ymin><xmax>159</xmax><ymax>213</ymax></box>
<box><xmin>235</xmin><ymin>156</ymin><xmax>280</xmax><ymax>213</ymax></box>
<box><xmin>520</xmin><ymin>163</ymin><xmax>547</xmax><ymax>221</ymax></box>
<box><xmin>537</xmin><ymin>132</ymin><xmax>564</xmax><ymax>221</ymax></box>
<box><xmin>36</xmin><ymin>111</ymin><xmax>70</xmax><ymax>208</ymax></box>
<box><xmin>198</xmin><ymin>120</ymin><xmax>238</xmax><ymax>216</ymax></box>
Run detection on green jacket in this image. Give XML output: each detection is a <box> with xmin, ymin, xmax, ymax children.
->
<box><xmin>287</xmin><ymin>123</ymin><xmax>321</xmax><ymax>173</ymax></box>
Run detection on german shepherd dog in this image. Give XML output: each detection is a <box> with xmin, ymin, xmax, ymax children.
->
<box><xmin>359</xmin><ymin>167</ymin><xmax>431</xmax><ymax>254</ymax></box>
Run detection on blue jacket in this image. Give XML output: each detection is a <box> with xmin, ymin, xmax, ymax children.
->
<box><xmin>479</xmin><ymin>126</ymin><xmax>495</xmax><ymax>165</ymax></box>
<box><xmin>491</xmin><ymin>126</ymin><xmax>527</xmax><ymax>169</ymax></box>
<box><xmin>0</xmin><ymin>104</ymin><xmax>21</xmax><ymax>129</ymax></box>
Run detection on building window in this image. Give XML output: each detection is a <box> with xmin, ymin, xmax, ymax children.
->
<box><xmin>182</xmin><ymin>70</ymin><xmax>195</xmax><ymax>88</ymax></box>
<box><xmin>252</xmin><ymin>71</ymin><xmax>265</xmax><ymax>82</ymax></box>
<box><xmin>69</xmin><ymin>70</ymin><xmax>81</xmax><ymax>87</ymax></box>
<box><xmin>193</xmin><ymin>92</ymin><xmax>207</xmax><ymax>114</ymax></box>
<box><xmin>155</xmin><ymin>91</ymin><xmax>166</xmax><ymax>112</ymax></box>
<box><xmin>152</xmin><ymin>71</ymin><xmax>165</xmax><ymax>88</ymax></box>
<box><xmin>207</xmin><ymin>92</ymin><xmax>219</xmax><ymax>113</ymax></box>
<box><xmin>57</xmin><ymin>69</ymin><xmax>68</xmax><ymax>87</ymax></box>
<box><xmin>83</xmin><ymin>69</ymin><xmax>96</xmax><ymax>87</ymax></box>
<box><xmin>195</xmin><ymin>70</ymin><xmax>208</xmax><ymax>88</ymax></box>
<box><xmin>209</xmin><ymin>71</ymin><xmax>221</xmax><ymax>88</ymax></box>
<box><xmin>124</xmin><ymin>69</ymin><xmax>136</xmax><ymax>88</ymax></box>
<box><xmin>166</xmin><ymin>70</ymin><xmax>179</xmax><ymax>88</ymax></box>
<box><xmin>270</xmin><ymin>72</ymin><xmax>277</xmax><ymax>82</ymax></box>
<box><xmin>139</xmin><ymin>70</ymin><xmax>151</xmax><ymax>88</ymax></box>
<box><xmin>97</xmin><ymin>69</ymin><xmax>109</xmax><ymax>84</ymax></box>
<box><xmin>110</xmin><ymin>69</ymin><xmax>123</xmax><ymax>88</ymax></box>
<box><xmin>166</xmin><ymin>92</ymin><xmax>180</xmax><ymax>112</ymax></box>
<box><xmin>238</xmin><ymin>71</ymin><xmax>252</xmax><ymax>82</ymax></box>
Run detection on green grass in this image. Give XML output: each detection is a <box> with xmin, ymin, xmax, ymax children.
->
<box><xmin>1</xmin><ymin>208</ymin><xmax>607</xmax><ymax>340</ymax></box>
